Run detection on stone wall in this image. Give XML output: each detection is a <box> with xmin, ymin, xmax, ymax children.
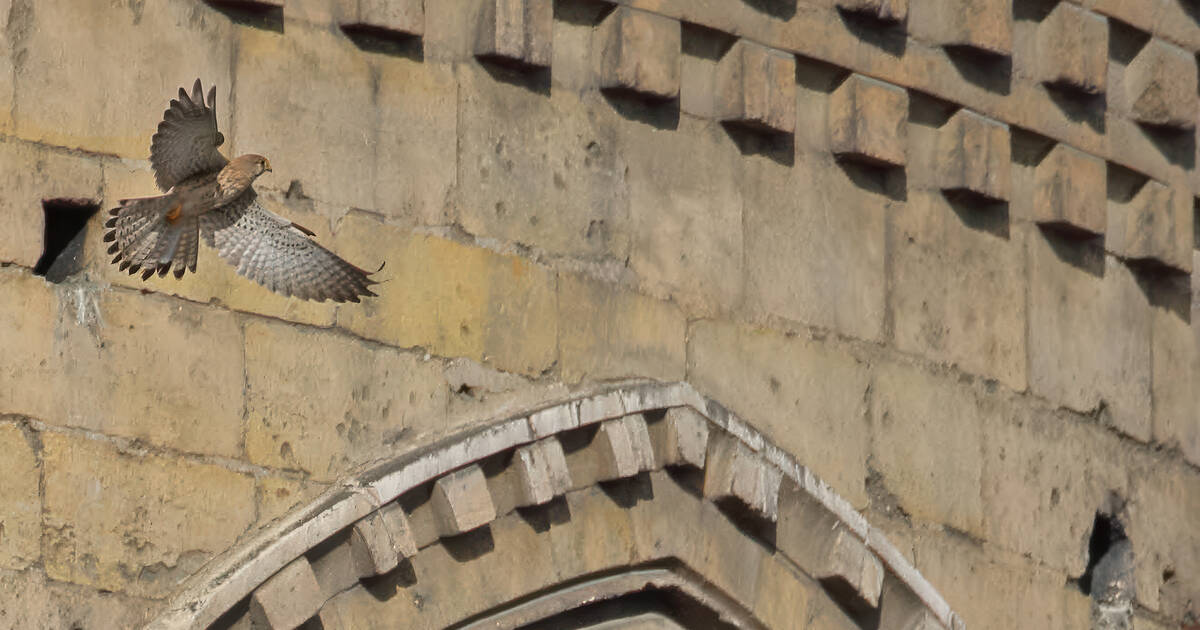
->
<box><xmin>0</xmin><ymin>0</ymin><xmax>1197</xmax><ymax>628</ymax></box>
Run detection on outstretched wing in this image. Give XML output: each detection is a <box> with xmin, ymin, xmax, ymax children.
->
<box><xmin>200</xmin><ymin>193</ymin><xmax>379</xmax><ymax>303</ymax></box>
<box><xmin>150</xmin><ymin>79</ymin><xmax>228</xmax><ymax>191</ymax></box>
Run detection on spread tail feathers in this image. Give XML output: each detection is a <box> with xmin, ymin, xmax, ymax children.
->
<box><xmin>103</xmin><ymin>196</ymin><xmax>199</xmax><ymax>280</ymax></box>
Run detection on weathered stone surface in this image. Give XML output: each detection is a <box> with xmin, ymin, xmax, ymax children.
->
<box><xmin>1032</xmin><ymin>143</ymin><xmax>1107</xmax><ymax>236</ymax></box>
<box><xmin>338</xmin><ymin>0</ymin><xmax>424</xmax><ymax>36</ymax></box>
<box><xmin>455</xmin><ymin>70</ymin><xmax>630</xmax><ymax>260</ymax></box>
<box><xmin>648</xmin><ymin>406</ymin><xmax>709</xmax><ymax>469</ymax></box>
<box><xmin>594</xmin><ymin>6</ymin><xmax>681</xmax><ymax>100</ymax></box>
<box><xmin>350</xmin><ymin>510</ymin><xmax>401</xmax><ymax>577</ymax></box>
<box><xmin>0</xmin><ymin>139</ymin><xmax>103</xmax><ymax>268</ymax></box>
<box><xmin>704</xmin><ymin>433</ymin><xmax>781</xmax><ymax>520</ymax></box>
<box><xmin>937</xmin><ymin>109</ymin><xmax>1011</xmax><ymax>202</ymax></box>
<box><xmin>890</xmin><ymin>188</ymin><xmax>1027</xmax><ymax>391</ymax></box>
<box><xmin>871</xmin><ymin>360</ymin><xmax>984</xmax><ymax>536</ymax></box>
<box><xmin>688</xmin><ymin>319</ymin><xmax>871</xmax><ymax>508</ymax></box>
<box><xmin>472</xmin><ymin>0</ymin><xmax>552</xmax><ymax>68</ymax></box>
<box><xmin>1107</xmin><ymin>180</ymin><xmax>1193</xmax><ymax>273</ymax></box>
<box><xmin>1028</xmin><ymin>231</ymin><xmax>1152</xmax><ymax>440</ymax></box>
<box><xmin>752</xmin><ymin>553</ymin><xmax>815</xmax><ymax>630</ymax></box>
<box><xmin>256</xmin><ymin>476</ymin><xmax>328</xmax><ymax>528</ymax></box>
<box><xmin>1150</xmin><ymin>275</ymin><xmax>1198</xmax><ymax>465</ymax></box>
<box><xmin>620</xmin><ymin>116</ymin><xmax>743</xmax><ymax>315</ymax></box>
<box><xmin>1127</xmin><ymin>460</ymin><xmax>1200</xmax><ymax>617</ymax></box>
<box><xmin>0</xmin><ymin>270</ymin><xmax>56</xmax><ymax>428</ymax></box>
<box><xmin>0</xmin><ymin>568</ymin><xmax>153</xmax><ymax>630</ymax></box>
<box><xmin>1034</xmin><ymin>3</ymin><xmax>1107</xmax><ymax>94</ymax></box>
<box><xmin>0</xmin><ymin>423</ymin><xmax>39</xmax><ymax>571</ymax></box>
<box><xmin>558</xmin><ymin>273</ymin><xmax>686</xmax><ymax>383</ymax></box>
<box><xmin>910</xmin><ymin>0</ymin><xmax>1012</xmax><ymax>55</ymax></box>
<box><xmin>879</xmin><ymin>575</ymin><xmax>945</xmax><ymax>630</ymax></box>
<box><xmin>742</xmin><ymin>156</ymin><xmax>888</xmax><ymax>342</ymax></box>
<box><xmin>777</xmin><ymin>480</ymin><xmax>881</xmax><ymax>607</ymax></box>
<box><xmin>37</xmin><ymin>291</ymin><xmax>246</xmax><ymax>458</ymax></box>
<box><xmin>235</xmin><ymin>25</ymin><xmax>456</xmax><ymax>223</ymax></box>
<box><xmin>432</xmin><ymin>465</ymin><xmax>496</xmax><ymax>536</ymax></box>
<box><xmin>982</xmin><ymin>405</ymin><xmax>1129</xmax><ymax>575</ymax></box>
<box><xmin>244</xmin><ymin>319</ymin><xmax>448</xmax><ymax>480</ymax></box>
<box><xmin>11</xmin><ymin>1</ymin><xmax>233</xmax><ymax>157</ymax></box>
<box><xmin>335</xmin><ymin>214</ymin><xmax>558</xmax><ymax>377</ymax></box>
<box><xmin>829</xmin><ymin>74</ymin><xmax>908</xmax><ymax>167</ymax></box>
<box><xmin>249</xmin><ymin>558</ymin><xmax>323</xmax><ymax>630</ymax></box>
<box><xmin>41</xmin><ymin>431</ymin><xmax>255</xmax><ymax>598</ymax></box>
<box><xmin>835</xmin><ymin>0</ymin><xmax>906</xmax><ymax>22</ymax></box>
<box><xmin>714</xmin><ymin>39</ymin><xmax>796</xmax><ymax>134</ymax></box>
<box><xmin>1124</xmin><ymin>38</ymin><xmax>1198</xmax><ymax>130</ymax></box>
<box><xmin>513</xmin><ymin>437</ymin><xmax>572</xmax><ymax>506</ymax></box>
<box><xmin>914</xmin><ymin>535</ymin><xmax>1088</xmax><ymax>630</ymax></box>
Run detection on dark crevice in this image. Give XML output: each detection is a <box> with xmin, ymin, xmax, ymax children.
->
<box><xmin>681</xmin><ymin>21</ymin><xmax>738</xmax><ymax>61</ymax></box>
<box><xmin>203</xmin><ymin>0</ymin><xmax>284</xmax><ymax>33</ymax></box>
<box><xmin>721</xmin><ymin>121</ymin><xmax>795</xmax><ymax>166</ymax></box>
<box><xmin>341</xmin><ymin>25</ymin><xmax>424</xmax><ymax>61</ymax></box>
<box><xmin>1108</xmin><ymin>19</ymin><xmax>1150</xmax><ymax>64</ymax></box>
<box><xmin>836</xmin><ymin>8</ymin><xmax>907</xmax><ymax>56</ymax></box>
<box><xmin>741</xmin><ymin>0</ymin><xmax>797</xmax><ymax>20</ymax></box>
<box><xmin>600</xmin><ymin>89</ymin><xmax>680</xmax><ymax>130</ymax></box>
<box><xmin>1045</xmin><ymin>83</ymin><xmax>1106</xmax><ymax>134</ymax></box>
<box><xmin>945</xmin><ymin>45</ymin><xmax>1011</xmax><ymax>95</ymax></box>
<box><xmin>837</xmin><ymin>158</ymin><xmax>907</xmax><ymax>202</ymax></box>
<box><xmin>34</xmin><ymin>198</ymin><xmax>98</xmax><ymax>282</ymax></box>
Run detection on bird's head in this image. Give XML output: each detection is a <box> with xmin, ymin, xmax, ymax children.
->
<box><xmin>233</xmin><ymin>154</ymin><xmax>273</xmax><ymax>179</ymax></box>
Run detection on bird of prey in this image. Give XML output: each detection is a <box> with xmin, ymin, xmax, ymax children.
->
<box><xmin>103</xmin><ymin>79</ymin><xmax>378</xmax><ymax>303</ymax></box>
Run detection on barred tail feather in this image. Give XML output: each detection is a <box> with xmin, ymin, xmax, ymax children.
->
<box><xmin>103</xmin><ymin>195</ymin><xmax>199</xmax><ymax>280</ymax></box>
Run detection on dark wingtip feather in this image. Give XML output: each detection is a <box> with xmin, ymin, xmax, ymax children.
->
<box><xmin>103</xmin><ymin>231</ymin><xmax>116</xmax><ymax>243</ymax></box>
<box><xmin>141</xmin><ymin>268</ymin><xmax>155</xmax><ymax>281</ymax></box>
<box><xmin>206</xmin><ymin>84</ymin><xmax>217</xmax><ymax>109</ymax></box>
<box><xmin>173</xmin><ymin>266</ymin><xmax>185</xmax><ymax>279</ymax></box>
<box><xmin>106</xmin><ymin>243</ymin><xmax>119</xmax><ymax>255</ymax></box>
<box><xmin>119</xmin><ymin>260</ymin><xmax>131</xmax><ymax>272</ymax></box>
<box><xmin>157</xmin><ymin>264</ymin><xmax>170</xmax><ymax>278</ymax></box>
<box><xmin>104</xmin><ymin>218</ymin><xmax>118</xmax><ymax>229</ymax></box>
<box><xmin>192</xmin><ymin>79</ymin><xmax>204</xmax><ymax>104</ymax></box>
<box><xmin>107</xmin><ymin>207</ymin><xmax>120</xmax><ymax>216</ymax></box>
<box><xmin>111</xmin><ymin>254</ymin><xmax>122</xmax><ymax>264</ymax></box>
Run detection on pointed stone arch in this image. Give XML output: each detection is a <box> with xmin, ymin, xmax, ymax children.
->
<box><xmin>146</xmin><ymin>383</ymin><xmax>963</xmax><ymax>630</ymax></box>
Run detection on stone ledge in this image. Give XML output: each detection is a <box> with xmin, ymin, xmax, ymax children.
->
<box><xmin>146</xmin><ymin>382</ymin><xmax>961</xmax><ymax>630</ymax></box>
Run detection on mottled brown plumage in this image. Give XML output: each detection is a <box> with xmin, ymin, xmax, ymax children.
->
<box><xmin>102</xmin><ymin>79</ymin><xmax>378</xmax><ymax>302</ymax></box>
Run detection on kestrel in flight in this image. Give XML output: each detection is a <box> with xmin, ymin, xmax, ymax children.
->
<box><xmin>103</xmin><ymin>79</ymin><xmax>378</xmax><ymax>302</ymax></box>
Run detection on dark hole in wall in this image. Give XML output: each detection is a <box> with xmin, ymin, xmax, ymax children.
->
<box><xmin>34</xmin><ymin>198</ymin><xmax>98</xmax><ymax>283</ymax></box>
<box><xmin>204</xmin><ymin>0</ymin><xmax>284</xmax><ymax>32</ymax></box>
<box><xmin>1193</xmin><ymin>198</ymin><xmax>1199</xmax><ymax>250</ymax></box>
<box><xmin>1076</xmin><ymin>510</ymin><xmax>1131</xmax><ymax>597</ymax></box>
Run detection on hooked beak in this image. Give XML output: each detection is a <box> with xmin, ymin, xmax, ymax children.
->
<box><xmin>264</xmin><ymin>159</ymin><xmax>273</xmax><ymax>173</ymax></box>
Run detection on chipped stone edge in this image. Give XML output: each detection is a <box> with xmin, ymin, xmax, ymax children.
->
<box><xmin>145</xmin><ymin>381</ymin><xmax>961</xmax><ymax>630</ymax></box>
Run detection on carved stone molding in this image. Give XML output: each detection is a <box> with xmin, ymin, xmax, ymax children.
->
<box><xmin>145</xmin><ymin>382</ymin><xmax>963</xmax><ymax>630</ymax></box>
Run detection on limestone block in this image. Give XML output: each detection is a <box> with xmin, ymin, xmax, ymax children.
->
<box><xmin>1034</xmin><ymin>3</ymin><xmax>1107</xmax><ymax>94</ymax></box>
<box><xmin>1128</xmin><ymin>463</ymin><xmax>1200</xmax><ymax>617</ymax></box>
<box><xmin>338</xmin><ymin>0</ymin><xmax>424</xmax><ymax>37</ymax></box>
<box><xmin>0</xmin><ymin>568</ymin><xmax>152</xmax><ymax>630</ymax></box>
<box><xmin>594</xmin><ymin>417</ymin><xmax>651</xmax><ymax>481</ymax></box>
<box><xmin>558</xmin><ymin>274</ymin><xmax>686</xmax><ymax>384</ymax></box>
<box><xmin>513</xmin><ymin>438</ymin><xmax>572</xmax><ymax>506</ymax></box>
<box><xmin>621</xmin><ymin>413</ymin><xmax>657</xmax><ymax>471</ymax></box>
<box><xmin>453</xmin><ymin>68</ymin><xmax>630</xmax><ymax>260</ymax></box>
<box><xmin>714</xmin><ymin>39</ymin><xmax>796</xmax><ymax>134</ymax></box>
<box><xmin>432</xmin><ymin>465</ymin><xmax>496</xmax><ymax>536</ymax></box>
<box><xmin>1151</xmin><ymin>273</ymin><xmax>1199</xmax><ymax>466</ymax></box>
<box><xmin>244</xmin><ymin>319</ymin><xmax>448</xmax><ymax>481</ymax></box>
<box><xmin>308</xmin><ymin>541</ymin><xmax>361</xmax><ymax>601</ymax></box>
<box><xmin>0</xmin><ymin>140</ymin><xmax>103</xmax><ymax>268</ymax></box>
<box><xmin>648</xmin><ymin>406</ymin><xmax>710</xmax><ymax>469</ymax></box>
<box><xmin>871</xmin><ymin>360</ymin><xmax>984</xmax><ymax>536</ymax></box>
<box><xmin>1032</xmin><ymin>143</ymin><xmax>1106</xmax><ymax>236</ymax></box>
<box><xmin>777</xmin><ymin>480</ymin><xmax>881</xmax><ymax>607</ymax></box>
<box><xmin>880</xmin><ymin>575</ymin><xmax>946</xmax><ymax>630</ymax></box>
<box><xmin>333</xmin><ymin>215</ymin><xmax>558</xmax><ymax>377</ymax></box>
<box><xmin>12</xmin><ymin>2</ymin><xmax>233</xmax><ymax>158</ymax></box>
<box><xmin>1028</xmin><ymin>233</ymin><xmax>1152</xmax><ymax>440</ymax></box>
<box><xmin>0</xmin><ymin>423</ymin><xmax>39</xmax><ymax>571</ymax></box>
<box><xmin>41</xmin><ymin>432</ymin><xmax>255</xmax><ymax>598</ymax></box>
<box><xmin>936</xmin><ymin>109</ymin><xmax>1011</xmax><ymax>202</ymax></box>
<box><xmin>703</xmin><ymin>434</ymin><xmax>782</xmax><ymax>521</ymax></box>
<box><xmin>594</xmin><ymin>6</ymin><xmax>681</xmax><ymax>100</ymax></box>
<box><xmin>752</xmin><ymin>554</ymin><xmax>814</xmax><ymax>630</ymax></box>
<box><xmin>687</xmin><ymin>319</ymin><xmax>871</xmax><ymax>508</ymax></box>
<box><xmin>1125</xmin><ymin>39</ymin><xmax>1198</xmax><ymax>130</ymax></box>
<box><xmin>249</xmin><ymin>558</ymin><xmax>324</xmax><ymax>630</ymax></box>
<box><xmin>529</xmin><ymin>404</ymin><xmax>580</xmax><ymax>438</ymax></box>
<box><xmin>620</xmin><ymin>116</ymin><xmax>743</xmax><ymax>315</ymax></box>
<box><xmin>0</xmin><ymin>270</ymin><xmax>56</xmax><ymax>423</ymax></box>
<box><xmin>891</xmin><ymin>190</ymin><xmax>1027</xmax><ymax>390</ymax></box>
<box><xmin>829</xmin><ymin>74</ymin><xmax>908</xmax><ymax>167</ymax></box>
<box><xmin>472</xmin><ymin>0</ymin><xmax>552</xmax><ymax>68</ymax></box>
<box><xmin>742</xmin><ymin>156</ymin><xmax>887</xmax><ymax>342</ymax></box>
<box><xmin>1107</xmin><ymin>180</ymin><xmax>1193</xmax><ymax>273</ymax></box>
<box><xmin>349</xmin><ymin>507</ymin><xmax>412</xmax><ymax>577</ymax></box>
<box><xmin>578</xmin><ymin>390</ymin><xmax>626</xmax><ymax>426</ymax></box>
<box><xmin>835</xmin><ymin>0</ymin><xmax>906</xmax><ymax>22</ymax></box>
<box><xmin>910</xmin><ymin>0</ymin><xmax>1012</xmax><ymax>55</ymax></box>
